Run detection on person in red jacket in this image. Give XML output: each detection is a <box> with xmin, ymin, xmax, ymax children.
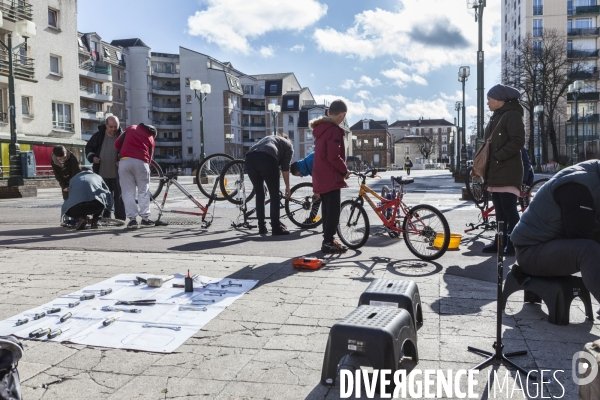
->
<box><xmin>115</xmin><ymin>123</ymin><xmax>157</xmax><ymax>229</ymax></box>
<box><xmin>311</xmin><ymin>100</ymin><xmax>351</xmax><ymax>253</ymax></box>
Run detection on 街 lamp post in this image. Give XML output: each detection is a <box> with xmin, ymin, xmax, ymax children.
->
<box><xmin>455</xmin><ymin>101</ymin><xmax>462</xmax><ymax>174</ymax></box>
<box><xmin>1</xmin><ymin>18</ymin><xmax>36</xmax><ymax>187</ymax></box>
<box><xmin>534</xmin><ymin>105</ymin><xmax>543</xmax><ymax>172</ymax></box>
<box><xmin>467</xmin><ymin>0</ymin><xmax>486</xmax><ymax>147</ymax></box>
<box><xmin>458</xmin><ymin>66</ymin><xmax>470</xmax><ymax>175</ymax></box>
<box><xmin>268</xmin><ymin>103</ymin><xmax>280</xmax><ymax>136</ymax></box>
<box><xmin>568</xmin><ymin>80</ymin><xmax>584</xmax><ymax>164</ymax></box>
<box><xmin>190</xmin><ymin>80</ymin><xmax>211</xmax><ymax>163</ymax></box>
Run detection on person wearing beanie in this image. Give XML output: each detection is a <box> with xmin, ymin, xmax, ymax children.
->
<box><xmin>479</xmin><ymin>84</ymin><xmax>525</xmax><ymax>256</ymax></box>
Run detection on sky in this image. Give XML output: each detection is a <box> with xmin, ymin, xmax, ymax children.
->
<box><xmin>78</xmin><ymin>0</ymin><xmax>502</xmax><ymax>134</ymax></box>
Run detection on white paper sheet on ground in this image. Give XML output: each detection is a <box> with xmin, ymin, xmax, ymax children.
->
<box><xmin>0</xmin><ymin>273</ymin><xmax>258</xmax><ymax>353</ymax></box>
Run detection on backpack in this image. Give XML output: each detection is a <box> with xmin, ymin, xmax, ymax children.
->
<box><xmin>0</xmin><ymin>336</ymin><xmax>23</xmax><ymax>400</ymax></box>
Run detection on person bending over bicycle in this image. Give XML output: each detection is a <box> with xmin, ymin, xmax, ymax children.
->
<box><xmin>61</xmin><ymin>168</ymin><xmax>114</xmax><ymax>230</ymax></box>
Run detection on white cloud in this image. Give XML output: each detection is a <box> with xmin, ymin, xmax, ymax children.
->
<box><xmin>289</xmin><ymin>44</ymin><xmax>305</xmax><ymax>52</ymax></box>
<box><xmin>395</xmin><ymin>98</ymin><xmax>454</xmax><ymax>121</ymax></box>
<box><xmin>340</xmin><ymin>79</ymin><xmax>359</xmax><ymax>89</ymax></box>
<box><xmin>188</xmin><ymin>0</ymin><xmax>327</xmax><ymax>54</ymax></box>
<box><xmin>355</xmin><ymin>90</ymin><xmax>371</xmax><ymax>100</ymax></box>
<box><xmin>340</xmin><ymin>75</ymin><xmax>381</xmax><ymax>89</ymax></box>
<box><xmin>359</xmin><ymin>76</ymin><xmax>381</xmax><ymax>87</ymax></box>
<box><xmin>259</xmin><ymin>46</ymin><xmax>275</xmax><ymax>58</ymax></box>
<box><xmin>381</xmin><ymin>64</ymin><xmax>428</xmax><ymax>87</ymax></box>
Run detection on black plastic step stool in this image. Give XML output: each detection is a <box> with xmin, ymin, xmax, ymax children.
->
<box><xmin>321</xmin><ymin>305</ymin><xmax>418</xmax><ymax>385</ymax></box>
<box><xmin>501</xmin><ymin>265</ymin><xmax>594</xmax><ymax>326</ymax></box>
<box><xmin>358</xmin><ymin>279</ymin><xmax>423</xmax><ymax>329</ymax></box>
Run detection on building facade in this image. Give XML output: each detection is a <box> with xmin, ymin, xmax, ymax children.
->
<box><xmin>348</xmin><ymin>119</ymin><xmax>392</xmax><ymax>169</ymax></box>
<box><xmin>389</xmin><ymin>118</ymin><xmax>454</xmax><ymax>164</ymax></box>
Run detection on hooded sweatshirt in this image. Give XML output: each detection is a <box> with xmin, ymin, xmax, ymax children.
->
<box><xmin>311</xmin><ymin>116</ymin><xmax>348</xmax><ymax>194</ymax></box>
<box><xmin>115</xmin><ymin>124</ymin><xmax>156</xmax><ymax>163</ymax></box>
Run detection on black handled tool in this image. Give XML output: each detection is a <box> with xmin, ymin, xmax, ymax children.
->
<box><xmin>32</xmin><ymin>312</ymin><xmax>45</xmax><ymax>320</ymax></box>
<box><xmin>48</xmin><ymin>327</ymin><xmax>71</xmax><ymax>339</ymax></box>
<box><xmin>28</xmin><ymin>327</ymin><xmax>43</xmax><ymax>337</ymax></box>
<box><xmin>60</xmin><ymin>312</ymin><xmax>72</xmax><ymax>323</ymax></box>
<box><xmin>35</xmin><ymin>327</ymin><xmax>52</xmax><ymax>338</ymax></box>
<box><xmin>46</xmin><ymin>307</ymin><xmax>61</xmax><ymax>314</ymax></box>
<box><xmin>115</xmin><ymin>299</ymin><xmax>156</xmax><ymax>305</ymax></box>
<box><xmin>102</xmin><ymin>315</ymin><xmax>121</xmax><ymax>326</ymax></box>
<box><xmin>80</xmin><ymin>294</ymin><xmax>95</xmax><ymax>301</ymax></box>
<box><xmin>15</xmin><ymin>318</ymin><xmax>29</xmax><ymax>326</ymax></box>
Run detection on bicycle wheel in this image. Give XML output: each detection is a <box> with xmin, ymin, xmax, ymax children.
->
<box><xmin>381</xmin><ymin>185</ymin><xmax>390</xmax><ymax>199</ymax></box>
<box><xmin>195</xmin><ymin>153</ymin><xmax>234</xmax><ymax>200</ymax></box>
<box><xmin>149</xmin><ymin>160</ymin><xmax>164</xmax><ymax>200</ymax></box>
<box><xmin>465</xmin><ymin>166</ymin><xmax>485</xmax><ymax>205</ymax></box>
<box><xmin>524</xmin><ymin>178</ymin><xmax>549</xmax><ymax>207</ymax></box>
<box><xmin>337</xmin><ymin>200</ymin><xmax>370</xmax><ymax>249</ymax></box>
<box><xmin>285</xmin><ymin>182</ymin><xmax>322</xmax><ymax>229</ymax></box>
<box><xmin>219</xmin><ymin>159</ymin><xmax>256</xmax><ymax>205</ymax></box>
<box><xmin>402</xmin><ymin>204</ymin><xmax>450</xmax><ymax>261</ymax></box>
<box><xmin>98</xmin><ymin>218</ymin><xmax>126</xmax><ymax>228</ymax></box>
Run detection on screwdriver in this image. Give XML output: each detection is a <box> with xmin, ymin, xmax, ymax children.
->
<box><xmin>83</xmin><ymin>288</ymin><xmax>113</xmax><ymax>296</ymax></box>
<box><xmin>15</xmin><ymin>318</ymin><xmax>29</xmax><ymax>326</ymax></box>
<box><xmin>102</xmin><ymin>315</ymin><xmax>121</xmax><ymax>326</ymax></box>
<box><xmin>60</xmin><ymin>312</ymin><xmax>72</xmax><ymax>323</ymax></box>
<box><xmin>53</xmin><ymin>301</ymin><xmax>80</xmax><ymax>308</ymax></box>
<box><xmin>35</xmin><ymin>327</ymin><xmax>52</xmax><ymax>338</ymax></box>
<box><xmin>101</xmin><ymin>306</ymin><xmax>140</xmax><ymax>313</ymax></box>
<box><xmin>28</xmin><ymin>312</ymin><xmax>45</xmax><ymax>320</ymax></box>
<box><xmin>80</xmin><ymin>294</ymin><xmax>95</xmax><ymax>301</ymax></box>
<box><xmin>46</xmin><ymin>307</ymin><xmax>61</xmax><ymax>314</ymax></box>
<box><xmin>29</xmin><ymin>327</ymin><xmax>44</xmax><ymax>337</ymax></box>
<box><xmin>47</xmin><ymin>327</ymin><xmax>71</xmax><ymax>339</ymax></box>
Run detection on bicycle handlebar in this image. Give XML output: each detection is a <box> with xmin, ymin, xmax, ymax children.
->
<box><xmin>351</xmin><ymin>168</ymin><xmax>385</xmax><ymax>179</ymax></box>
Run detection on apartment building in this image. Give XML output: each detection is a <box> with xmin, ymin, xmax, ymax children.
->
<box><xmin>0</xmin><ymin>0</ymin><xmax>82</xmax><ymax>175</ymax></box>
<box><xmin>388</xmin><ymin>119</ymin><xmax>454</xmax><ymax>164</ymax></box>
<box><xmin>78</xmin><ymin>33</ymin><xmax>126</xmax><ymax>140</ymax></box>
<box><xmin>348</xmin><ymin>119</ymin><xmax>392</xmax><ymax>168</ymax></box>
<box><xmin>503</xmin><ymin>0</ymin><xmax>600</xmax><ymax>160</ymax></box>
<box><xmin>296</xmin><ymin>104</ymin><xmax>328</xmax><ymax>157</ymax></box>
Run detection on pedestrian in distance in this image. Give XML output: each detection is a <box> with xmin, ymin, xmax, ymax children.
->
<box><xmin>311</xmin><ymin>99</ymin><xmax>351</xmax><ymax>254</ymax></box>
<box><xmin>479</xmin><ymin>84</ymin><xmax>525</xmax><ymax>256</ymax></box>
<box><xmin>404</xmin><ymin>157</ymin><xmax>413</xmax><ymax>175</ymax></box>
<box><xmin>115</xmin><ymin>123</ymin><xmax>157</xmax><ymax>229</ymax></box>
<box><xmin>245</xmin><ymin>133</ymin><xmax>294</xmax><ymax>236</ymax></box>
<box><xmin>61</xmin><ymin>168</ymin><xmax>114</xmax><ymax>230</ymax></box>
<box><xmin>85</xmin><ymin>115</ymin><xmax>125</xmax><ymax>221</ymax></box>
<box><xmin>51</xmin><ymin>145</ymin><xmax>81</xmax><ymax>201</ymax></box>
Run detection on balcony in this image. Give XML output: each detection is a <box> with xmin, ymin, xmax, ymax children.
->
<box><xmin>567</xmin><ymin>27</ymin><xmax>600</xmax><ymax>37</ymax></box>
<box><xmin>567</xmin><ymin>91</ymin><xmax>600</xmax><ymax>101</ymax></box>
<box><xmin>0</xmin><ymin>0</ymin><xmax>33</xmax><ymax>22</ymax></box>
<box><xmin>243</xmin><ymin>122</ymin><xmax>266</xmax><ymax>127</ymax></box>
<box><xmin>153</xmin><ymin>120</ymin><xmax>182</xmax><ymax>129</ymax></box>
<box><xmin>568</xmin><ymin>69</ymin><xmax>599</xmax><ymax>80</ymax></box>
<box><xmin>0</xmin><ymin>50</ymin><xmax>35</xmax><ymax>82</ymax></box>
<box><xmin>80</xmin><ymin>107</ymin><xmax>102</xmax><ymax>121</ymax></box>
<box><xmin>243</xmin><ymin>87</ymin><xmax>265</xmax><ymax>99</ymax></box>
<box><xmin>567</xmin><ymin>49</ymin><xmax>599</xmax><ymax>59</ymax></box>
<box><xmin>79</xmin><ymin>64</ymin><xmax>112</xmax><ymax>82</ymax></box>
<box><xmin>79</xmin><ymin>85</ymin><xmax>112</xmax><ymax>102</ymax></box>
<box><xmin>52</xmin><ymin>121</ymin><xmax>74</xmax><ymax>132</ymax></box>
<box><xmin>152</xmin><ymin>103</ymin><xmax>181</xmax><ymax>113</ymax></box>
<box><xmin>151</xmin><ymin>67</ymin><xmax>179</xmax><ymax>79</ymax></box>
<box><xmin>567</xmin><ymin>113</ymin><xmax>600</xmax><ymax>123</ymax></box>
<box><xmin>155</xmin><ymin>137</ymin><xmax>182</xmax><ymax>147</ymax></box>
<box><xmin>242</xmin><ymin>105</ymin><xmax>265</xmax><ymax>115</ymax></box>
<box><xmin>152</xmin><ymin>84</ymin><xmax>180</xmax><ymax>95</ymax></box>
<box><xmin>576</xmin><ymin>5</ymin><xmax>600</xmax><ymax>15</ymax></box>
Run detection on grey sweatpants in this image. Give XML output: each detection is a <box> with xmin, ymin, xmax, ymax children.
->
<box><xmin>118</xmin><ymin>158</ymin><xmax>151</xmax><ymax>220</ymax></box>
<box><xmin>515</xmin><ymin>239</ymin><xmax>600</xmax><ymax>303</ymax></box>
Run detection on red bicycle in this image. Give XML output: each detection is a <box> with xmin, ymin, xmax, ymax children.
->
<box><xmin>464</xmin><ymin>166</ymin><xmax>549</xmax><ymax>232</ymax></box>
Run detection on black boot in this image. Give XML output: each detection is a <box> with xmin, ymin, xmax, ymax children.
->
<box><xmin>482</xmin><ymin>234</ymin><xmax>498</xmax><ymax>253</ymax></box>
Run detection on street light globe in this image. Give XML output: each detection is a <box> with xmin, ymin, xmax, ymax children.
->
<box><xmin>574</xmin><ymin>80</ymin><xmax>584</xmax><ymax>91</ymax></box>
<box><xmin>201</xmin><ymin>83</ymin><xmax>211</xmax><ymax>94</ymax></box>
<box><xmin>190</xmin><ymin>80</ymin><xmax>202</xmax><ymax>91</ymax></box>
<box><xmin>95</xmin><ymin>111</ymin><xmax>104</xmax><ymax>119</ymax></box>
<box><xmin>459</xmin><ymin>66</ymin><xmax>470</xmax><ymax>78</ymax></box>
<box><xmin>534</xmin><ymin>105</ymin><xmax>543</xmax><ymax>114</ymax></box>
<box><xmin>268</xmin><ymin>103</ymin><xmax>276</xmax><ymax>111</ymax></box>
<box><xmin>15</xmin><ymin>20</ymin><xmax>36</xmax><ymax>38</ymax></box>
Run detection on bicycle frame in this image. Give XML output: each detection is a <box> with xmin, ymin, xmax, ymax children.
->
<box><xmin>465</xmin><ymin>188</ymin><xmax>529</xmax><ymax>233</ymax></box>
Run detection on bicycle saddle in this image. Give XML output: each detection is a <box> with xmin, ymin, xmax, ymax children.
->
<box><xmin>392</xmin><ymin>176</ymin><xmax>414</xmax><ymax>185</ymax></box>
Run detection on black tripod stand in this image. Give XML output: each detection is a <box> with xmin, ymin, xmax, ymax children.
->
<box><xmin>467</xmin><ymin>221</ymin><xmax>536</xmax><ymax>380</ymax></box>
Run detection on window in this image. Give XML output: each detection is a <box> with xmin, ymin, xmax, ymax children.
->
<box><xmin>405</xmin><ymin>146</ymin><xmax>410</xmax><ymax>155</ymax></box>
<box><xmin>148</xmin><ymin>110</ymin><xmax>152</xmax><ymax>119</ymax></box>
<box><xmin>147</xmin><ymin>76</ymin><xmax>152</xmax><ymax>84</ymax></box>
<box><xmin>52</xmin><ymin>102</ymin><xmax>72</xmax><ymax>130</ymax></box>
<box><xmin>77</xmin><ymin>37</ymin><xmax>84</xmax><ymax>48</ymax></box>
<box><xmin>363</xmin><ymin>120</ymin><xmax>369</xmax><ymax>130</ymax></box>
<box><xmin>91</xmin><ymin>41</ymin><xmax>98</xmax><ymax>52</ymax></box>
<box><xmin>288</xmin><ymin>115</ymin><xmax>294</xmax><ymax>125</ymax></box>
<box><xmin>119</xmin><ymin>108</ymin><xmax>123</xmax><ymax>119</ymax></box>
<box><xmin>116</xmin><ymin>51</ymin><xmax>122</xmax><ymax>61</ymax></box>
<box><xmin>103</xmin><ymin>47</ymin><xmax>110</xmax><ymax>59</ymax></box>
<box><xmin>19</xmin><ymin>46</ymin><xmax>27</xmax><ymax>66</ymax></box>
<box><xmin>287</xmin><ymin>99</ymin><xmax>294</xmax><ymax>107</ymax></box>
<box><xmin>148</xmin><ymin>93</ymin><xmax>152</xmax><ymax>102</ymax></box>
<box><xmin>373</xmin><ymin>154</ymin><xmax>380</xmax><ymax>165</ymax></box>
<box><xmin>288</xmin><ymin>130</ymin><xmax>294</xmax><ymax>140</ymax></box>
<box><xmin>533</xmin><ymin>0</ymin><xmax>543</xmax><ymax>15</ymax></box>
<box><xmin>186</xmin><ymin>112</ymin><xmax>192</xmax><ymax>121</ymax></box>
<box><xmin>442</xmin><ymin>146</ymin><xmax>447</xmax><ymax>153</ymax></box>
<box><xmin>117</xmin><ymin>70</ymin><xmax>121</xmax><ymax>81</ymax></box>
<box><xmin>186</xmin><ymin>129</ymin><xmax>193</xmax><ymax>138</ymax></box>
<box><xmin>306</xmin><ymin>130</ymin><xmax>313</xmax><ymax>140</ymax></box>
<box><xmin>185</xmin><ymin>78</ymin><xmax>190</xmax><ymax>86</ymax></box>
<box><xmin>124</xmin><ymin>72</ymin><xmax>127</xmax><ymax>82</ymax></box>
<box><xmin>186</xmin><ymin>95</ymin><xmax>192</xmax><ymax>103</ymax></box>
<box><xmin>21</xmin><ymin>96</ymin><xmax>31</xmax><ymax>117</ymax></box>
<box><xmin>118</xmin><ymin>89</ymin><xmax>122</xmax><ymax>100</ymax></box>
<box><xmin>533</xmin><ymin>19</ymin><xmax>543</xmax><ymax>37</ymax></box>
<box><xmin>269</xmin><ymin>84</ymin><xmax>277</xmax><ymax>93</ymax></box>
<box><xmin>374</xmin><ymin>138</ymin><xmax>380</xmax><ymax>147</ymax></box>
<box><xmin>188</xmin><ymin>147</ymin><xmax>193</xmax><ymax>155</ymax></box>
<box><xmin>48</xmin><ymin>8</ymin><xmax>58</xmax><ymax>28</ymax></box>
<box><xmin>50</xmin><ymin>55</ymin><xmax>60</xmax><ymax>75</ymax></box>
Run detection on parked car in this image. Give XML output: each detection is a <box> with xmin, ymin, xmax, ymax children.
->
<box><xmin>391</xmin><ymin>164</ymin><xmax>402</xmax><ymax>170</ymax></box>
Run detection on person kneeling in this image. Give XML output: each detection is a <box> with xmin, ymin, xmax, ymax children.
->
<box><xmin>61</xmin><ymin>168</ymin><xmax>114</xmax><ymax>230</ymax></box>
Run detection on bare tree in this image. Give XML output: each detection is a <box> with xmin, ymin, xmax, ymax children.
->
<box><xmin>414</xmin><ymin>135</ymin><xmax>437</xmax><ymax>161</ymax></box>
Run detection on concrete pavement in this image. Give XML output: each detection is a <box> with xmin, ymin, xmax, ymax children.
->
<box><xmin>0</xmin><ymin>169</ymin><xmax>596</xmax><ymax>399</ymax></box>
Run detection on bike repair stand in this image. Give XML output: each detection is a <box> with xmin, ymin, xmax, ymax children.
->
<box><xmin>467</xmin><ymin>221</ymin><xmax>536</xmax><ymax>380</ymax></box>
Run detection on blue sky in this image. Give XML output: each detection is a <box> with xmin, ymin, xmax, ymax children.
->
<box><xmin>78</xmin><ymin>0</ymin><xmax>502</xmax><ymax>134</ymax></box>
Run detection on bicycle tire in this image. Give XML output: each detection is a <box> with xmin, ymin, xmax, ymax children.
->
<box><xmin>195</xmin><ymin>153</ymin><xmax>235</xmax><ymax>200</ymax></box>
<box><xmin>98</xmin><ymin>218</ymin><xmax>126</xmax><ymax>228</ymax></box>
<box><xmin>149</xmin><ymin>160</ymin><xmax>165</xmax><ymax>200</ymax></box>
<box><xmin>381</xmin><ymin>185</ymin><xmax>390</xmax><ymax>199</ymax></box>
<box><xmin>402</xmin><ymin>204</ymin><xmax>450</xmax><ymax>261</ymax></box>
<box><xmin>524</xmin><ymin>178</ymin><xmax>550</xmax><ymax>207</ymax></box>
<box><xmin>465</xmin><ymin>166</ymin><xmax>486</xmax><ymax>205</ymax></box>
<box><xmin>337</xmin><ymin>200</ymin><xmax>370</xmax><ymax>249</ymax></box>
<box><xmin>219</xmin><ymin>159</ymin><xmax>256</xmax><ymax>205</ymax></box>
<box><xmin>285</xmin><ymin>182</ymin><xmax>323</xmax><ymax>229</ymax></box>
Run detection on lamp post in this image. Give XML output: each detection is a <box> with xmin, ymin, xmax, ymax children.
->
<box><xmin>1</xmin><ymin>18</ymin><xmax>36</xmax><ymax>187</ymax></box>
<box><xmin>467</xmin><ymin>0</ymin><xmax>486</xmax><ymax>147</ymax></box>
<box><xmin>268</xmin><ymin>103</ymin><xmax>281</xmax><ymax>136</ymax></box>
<box><xmin>455</xmin><ymin>101</ymin><xmax>462</xmax><ymax>175</ymax></box>
<box><xmin>534</xmin><ymin>105</ymin><xmax>543</xmax><ymax>172</ymax></box>
<box><xmin>568</xmin><ymin>80</ymin><xmax>584</xmax><ymax>164</ymax></box>
<box><xmin>190</xmin><ymin>80</ymin><xmax>211</xmax><ymax>163</ymax></box>
<box><xmin>458</xmin><ymin>66</ymin><xmax>470</xmax><ymax>175</ymax></box>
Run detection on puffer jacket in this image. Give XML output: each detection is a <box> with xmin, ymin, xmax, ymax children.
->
<box><xmin>61</xmin><ymin>170</ymin><xmax>114</xmax><ymax>217</ymax></box>
<box><xmin>483</xmin><ymin>100</ymin><xmax>525</xmax><ymax>190</ymax></box>
<box><xmin>311</xmin><ymin>117</ymin><xmax>348</xmax><ymax>194</ymax></box>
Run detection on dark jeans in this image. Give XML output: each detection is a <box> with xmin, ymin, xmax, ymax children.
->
<box><xmin>516</xmin><ymin>239</ymin><xmax>600</xmax><ymax>303</ymax></box>
<box><xmin>491</xmin><ymin>192</ymin><xmax>519</xmax><ymax>236</ymax></box>
<box><xmin>245</xmin><ymin>152</ymin><xmax>281</xmax><ymax>229</ymax></box>
<box><xmin>66</xmin><ymin>200</ymin><xmax>105</xmax><ymax>220</ymax></box>
<box><xmin>320</xmin><ymin>189</ymin><xmax>341</xmax><ymax>243</ymax></box>
<box><xmin>103</xmin><ymin>177</ymin><xmax>125</xmax><ymax>220</ymax></box>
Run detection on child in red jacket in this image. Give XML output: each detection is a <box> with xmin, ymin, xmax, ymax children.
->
<box><xmin>311</xmin><ymin>100</ymin><xmax>351</xmax><ymax>253</ymax></box>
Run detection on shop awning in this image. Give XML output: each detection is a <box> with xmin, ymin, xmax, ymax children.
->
<box><xmin>0</xmin><ymin>133</ymin><xmax>87</xmax><ymax>147</ymax></box>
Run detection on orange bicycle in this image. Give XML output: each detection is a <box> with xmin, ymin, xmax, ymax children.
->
<box><xmin>338</xmin><ymin>169</ymin><xmax>451</xmax><ymax>260</ymax></box>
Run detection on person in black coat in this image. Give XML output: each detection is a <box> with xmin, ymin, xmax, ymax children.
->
<box><xmin>84</xmin><ymin>116</ymin><xmax>125</xmax><ymax>220</ymax></box>
<box><xmin>51</xmin><ymin>145</ymin><xmax>81</xmax><ymax>201</ymax></box>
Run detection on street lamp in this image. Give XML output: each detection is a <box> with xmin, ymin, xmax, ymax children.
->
<box><xmin>467</xmin><ymin>0</ymin><xmax>486</xmax><ymax>147</ymax></box>
<box><xmin>268</xmin><ymin>103</ymin><xmax>281</xmax><ymax>136</ymax></box>
<box><xmin>534</xmin><ymin>105</ymin><xmax>543</xmax><ymax>171</ymax></box>
<box><xmin>190</xmin><ymin>79</ymin><xmax>211</xmax><ymax>162</ymax></box>
<box><xmin>455</xmin><ymin>101</ymin><xmax>462</xmax><ymax>174</ymax></box>
<box><xmin>1</xmin><ymin>17</ymin><xmax>36</xmax><ymax>187</ymax></box>
<box><xmin>458</xmin><ymin>66</ymin><xmax>470</xmax><ymax>175</ymax></box>
<box><xmin>568</xmin><ymin>80</ymin><xmax>584</xmax><ymax>164</ymax></box>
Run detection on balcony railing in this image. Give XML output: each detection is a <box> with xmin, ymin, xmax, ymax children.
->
<box><xmin>242</xmin><ymin>122</ymin><xmax>266</xmax><ymax>127</ymax></box>
<box><xmin>153</xmin><ymin>103</ymin><xmax>181</xmax><ymax>108</ymax></box>
<box><xmin>153</xmin><ymin>84</ymin><xmax>180</xmax><ymax>91</ymax></box>
<box><xmin>568</xmin><ymin>69</ymin><xmax>598</xmax><ymax>80</ymax></box>
<box><xmin>0</xmin><ymin>50</ymin><xmax>35</xmax><ymax>82</ymax></box>
<box><xmin>567</xmin><ymin>113</ymin><xmax>600</xmax><ymax>123</ymax></box>
<box><xmin>567</xmin><ymin>27</ymin><xmax>600</xmax><ymax>37</ymax></box>
<box><xmin>567</xmin><ymin>49</ymin><xmax>599</xmax><ymax>58</ymax></box>
<box><xmin>152</xmin><ymin>66</ymin><xmax>179</xmax><ymax>74</ymax></box>
<box><xmin>155</xmin><ymin>137</ymin><xmax>183</xmax><ymax>142</ymax></box>
<box><xmin>567</xmin><ymin>91</ymin><xmax>600</xmax><ymax>101</ymax></box>
<box><xmin>0</xmin><ymin>0</ymin><xmax>33</xmax><ymax>22</ymax></box>
<box><xmin>80</xmin><ymin>85</ymin><xmax>111</xmax><ymax>96</ymax></box>
<box><xmin>153</xmin><ymin>120</ymin><xmax>182</xmax><ymax>126</ymax></box>
<box><xmin>53</xmin><ymin>121</ymin><xmax>74</xmax><ymax>131</ymax></box>
<box><xmin>576</xmin><ymin>5</ymin><xmax>600</xmax><ymax>15</ymax></box>
<box><xmin>79</xmin><ymin>64</ymin><xmax>112</xmax><ymax>76</ymax></box>
<box><xmin>242</xmin><ymin>106</ymin><xmax>264</xmax><ymax>111</ymax></box>
<box><xmin>243</xmin><ymin>88</ymin><xmax>265</xmax><ymax>96</ymax></box>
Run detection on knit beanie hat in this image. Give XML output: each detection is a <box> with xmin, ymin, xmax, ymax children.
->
<box><xmin>487</xmin><ymin>84</ymin><xmax>520</xmax><ymax>101</ymax></box>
